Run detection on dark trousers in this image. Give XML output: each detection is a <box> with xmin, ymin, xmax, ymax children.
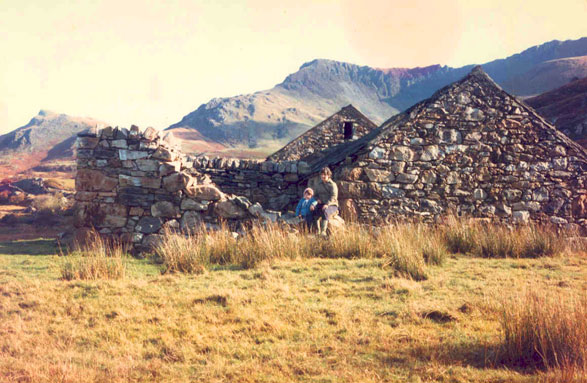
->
<box><xmin>317</xmin><ymin>204</ymin><xmax>338</xmax><ymax>221</ymax></box>
<box><xmin>302</xmin><ymin>214</ymin><xmax>315</xmax><ymax>232</ymax></box>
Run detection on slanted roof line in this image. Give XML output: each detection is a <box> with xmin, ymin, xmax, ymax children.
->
<box><xmin>304</xmin><ymin>65</ymin><xmax>587</xmax><ymax>175</ymax></box>
<box><xmin>267</xmin><ymin>104</ymin><xmax>378</xmax><ymax>162</ymax></box>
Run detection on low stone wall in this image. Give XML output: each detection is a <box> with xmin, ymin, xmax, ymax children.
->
<box><xmin>74</xmin><ymin>125</ymin><xmax>273</xmax><ymax>254</ymax></box>
<box><xmin>192</xmin><ymin>157</ymin><xmax>312</xmax><ymax>211</ymax></box>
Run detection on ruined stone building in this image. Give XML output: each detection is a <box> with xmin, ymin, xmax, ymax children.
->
<box><xmin>313</xmin><ymin>66</ymin><xmax>587</xmax><ymax>226</ymax></box>
<box><xmin>267</xmin><ymin>104</ymin><xmax>378</xmax><ymax>162</ymax></box>
<box><xmin>193</xmin><ymin>66</ymin><xmax>586</xmax><ymax>228</ymax></box>
<box><xmin>74</xmin><ymin>66</ymin><xmax>587</xmax><ymax>252</ymax></box>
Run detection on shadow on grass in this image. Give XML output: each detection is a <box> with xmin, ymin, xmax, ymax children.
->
<box><xmin>145</xmin><ymin>254</ymin><xmax>247</xmax><ymax>273</ymax></box>
<box><xmin>391</xmin><ymin>339</ymin><xmax>501</xmax><ymax>370</ymax></box>
<box><xmin>398</xmin><ymin>338</ymin><xmax>546</xmax><ymax>375</ymax></box>
<box><xmin>0</xmin><ymin>239</ymin><xmax>58</xmax><ymax>256</ymax></box>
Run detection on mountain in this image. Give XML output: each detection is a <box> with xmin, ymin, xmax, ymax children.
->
<box><xmin>0</xmin><ymin>110</ymin><xmax>105</xmax><ymax>178</ymax></box>
<box><xmin>167</xmin><ymin>37</ymin><xmax>587</xmax><ymax>154</ymax></box>
<box><xmin>526</xmin><ymin>76</ymin><xmax>587</xmax><ymax>148</ymax></box>
<box><xmin>502</xmin><ymin>56</ymin><xmax>587</xmax><ymax>96</ymax></box>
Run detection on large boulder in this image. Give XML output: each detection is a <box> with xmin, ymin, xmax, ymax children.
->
<box><xmin>186</xmin><ymin>185</ymin><xmax>224</xmax><ymax>201</ymax></box>
<box><xmin>214</xmin><ymin>199</ymin><xmax>248</xmax><ymax>219</ymax></box>
<box><xmin>328</xmin><ymin>215</ymin><xmax>345</xmax><ymax>233</ymax></box>
<box><xmin>180</xmin><ymin>211</ymin><xmax>203</xmax><ymax>232</ymax></box>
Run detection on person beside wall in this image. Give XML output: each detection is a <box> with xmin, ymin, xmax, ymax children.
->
<box><xmin>313</xmin><ymin>167</ymin><xmax>338</xmax><ymax>236</ymax></box>
<box><xmin>295</xmin><ymin>187</ymin><xmax>318</xmax><ymax>232</ymax></box>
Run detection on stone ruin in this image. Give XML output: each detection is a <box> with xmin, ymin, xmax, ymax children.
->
<box><xmin>74</xmin><ymin>126</ymin><xmax>280</xmax><ymax>254</ymax></box>
<box><xmin>73</xmin><ymin>66</ymin><xmax>587</xmax><ymax>254</ymax></box>
<box><xmin>268</xmin><ymin>104</ymin><xmax>378</xmax><ymax>162</ymax></box>
<box><xmin>320</xmin><ymin>67</ymin><xmax>587</xmax><ymax>228</ymax></box>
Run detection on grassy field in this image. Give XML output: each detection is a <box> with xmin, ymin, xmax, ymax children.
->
<box><xmin>0</xmin><ymin>224</ymin><xmax>586</xmax><ymax>383</ymax></box>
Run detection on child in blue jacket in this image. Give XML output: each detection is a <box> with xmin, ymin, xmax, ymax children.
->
<box><xmin>296</xmin><ymin>188</ymin><xmax>318</xmax><ymax>231</ymax></box>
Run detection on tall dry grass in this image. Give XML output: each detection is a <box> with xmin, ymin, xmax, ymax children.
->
<box><xmin>156</xmin><ymin>230</ymin><xmax>208</xmax><ymax>274</ymax></box>
<box><xmin>376</xmin><ymin>224</ymin><xmax>448</xmax><ymax>281</ymax></box>
<box><xmin>60</xmin><ymin>233</ymin><xmax>127</xmax><ymax>280</ymax></box>
<box><xmin>474</xmin><ymin>224</ymin><xmax>567</xmax><ymax>258</ymax></box>
<box><xmin>155</xmin><ymin>222</ymin><xmax>446</xmax><ymax>280</ymax></box>
<box><xmin>440</xmin><ymin>215</ymin><xmax>479</xmax><ymax>254</ymax></box>
<box><xmin>499</xmin><ymin>290</ymin><xmax>587</xmax><ymax>372</ymax></box>
<box><xmin>440</xmin><ymin>217</ymin><xmax>571</xmax><ymax>258</ymax></box>
<box><xmin>321</xmin><ymin>224</ymin><xmax>379</xmax><ymax>259</ymax></box>
<box><xmin>157</xmin><ymin>224</ymin><xmax>314</xmax><ymax>271</ymax></box>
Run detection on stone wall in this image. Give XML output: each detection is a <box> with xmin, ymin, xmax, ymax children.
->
<box><xmin>73</xmin><ymin>67</ymin><xmax>587</xmax><ymax>250</ymax></box>
<box><xmin>330</xmin><ymin>67</ymin><xmax>587</xmax><ymax>229</ymax></box>
<box><xmin>74</xmin><ymin>125</ymin><xmax>275</xmax><ymax>254</ymax></box>
<box><xmin>267</xmin><ymin>104</ymin><xmax>378</xmax><ymax>163</ymax></box>
<box><xmin>192</xmin><ymin>157</ymin><xmax>312</xmax><ymax>211</ymax></box>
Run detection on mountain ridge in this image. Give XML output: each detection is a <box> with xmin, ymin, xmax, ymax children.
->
<box><xmin>526</xmin><ymin>76</ymin><xmax>587</xmax><ymax>148</ymax></box>
<box><xmin>0</xmin><ymin>110</ymin><xmax>106</xmax><ymax>178</ymax></box>
<box><xmin>167</xmin><ymin>37</ymin><xmax>587</xmax><ymax>153</ymax></box>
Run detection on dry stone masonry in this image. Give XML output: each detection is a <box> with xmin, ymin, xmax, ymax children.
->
<box><xmin>74</xmin><ymin>67</ymin><xmax>587</xmax><ymax>252</ymax></box>
<box><xmin>74</xmin><ymin>125</ymin><xmax>278</xmax><ymax>254</ymax></box>
<box><xmin>267</xmin><ymin>105</ymin><xmax>378</xmax><ymax>162</ymax></box>
<box><xmin>191</xmin><ymin>156</ymin><xmax>313</xmax><ymax>211</ymax></box>
<box><xmin>326</xmin><ymin>67</ymin><xmax>587</xmax><ymax>229</ymax></box>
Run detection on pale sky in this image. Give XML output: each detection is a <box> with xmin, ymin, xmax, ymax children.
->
<box><xmin>1</xmin><ymin>0</ymin><xmax>586</xmax><ymax>134</ymax></box>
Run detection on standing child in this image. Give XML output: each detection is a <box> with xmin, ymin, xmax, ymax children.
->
<box><xmin>295</xmin><ymin>188</ymin><xmax>318</xmax><ymax>232</ymax></box>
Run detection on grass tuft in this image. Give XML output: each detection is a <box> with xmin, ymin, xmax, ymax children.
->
<box><xmin>60</xmin><ymin>233</ymin><xmax>127</xmax><ymax>280</ymax></box>
<box><xmin>156</xmin><ymin>230</ymin><xmax>208</xmax><ymax>274</ymax></box>
<box><xmin>499</xmin><ymin>290</ymin><xmax>587</xmax><ymax>372</ymax></box>
<box><xmin>439</xmin><ymin>216</ymin><xmax>569</xmax><ymax>258</ymax></box>
<box><xmin>154</xmin><ymin>223</ymin><xmax>437</xmax><ymax>279</ymax></box>
<box><xmin>474</xmin><ymin>224</ymin><xmax>567</xmax><ymax>258</ymax></box>
<box><xmin>378</xmin><ymin>225</ymin><xmax>429</xmax><ymax>281</ymax></box>
<box><xmin>441</xmin><ymin>215</ymin><xmax>479</xmax><ymax>254</ymax></box>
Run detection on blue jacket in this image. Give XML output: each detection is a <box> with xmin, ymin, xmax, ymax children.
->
<box><xmin>296</xmin><ymin>197</ymin><xmax>317</xmax><ymax>218</ymax></box>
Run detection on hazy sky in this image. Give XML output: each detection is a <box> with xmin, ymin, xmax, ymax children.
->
<box><xmin>1</xmin><ymin>0</ymin><xmax>586</xmax><ymax>134</ymax></box>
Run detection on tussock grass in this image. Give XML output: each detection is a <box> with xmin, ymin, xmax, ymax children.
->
<box><xmin>377</xmin><ymin>225</ymin><xmax>430</xmax><ymax>281</ymax></box>
<box><xmin>322</xmin><ymin>224</ymin><xmax>377</xmax><ymax>259</ymax></box>
<box><xmin>440</xmin><ymin>215</ymin><xmax>480</xmax><ymax>254</ymax></box>
<box><xmin>475</xmin><ymin>225</ymin><xmax>567</xmax><ymax>258</ymax></box>
<box><xmin>500</xmin><ymin>290</ymin><xmax>587</xmax><ymax>372</ymax></box>
<box><xmin>156</xmin><ymin>223</ymin><xmax>444</xmax><ymax>280</ymax></box>
<box><xmin>158</xmin><ymin>224</ymin><xmax>313</xmax><ymax>270</ymax></box>
<box><xmin>156</xmin><ymin>230</ymin><xmax>208</xmax><ymax>274</ymax></box>
<box><xmin>440</xmin><ymin>216</ymin><xmax>571</xmax><ymax>258</ymax></box>
<box><xmin>1</xmin><ymin>233</ymin><xmax>586</xmax><ymax>382</ymax></box>
<box><xmin>234</xmin><ymin>224</ymin><xmax>312</xmax><ymax>268</ymax></box>
<box><xmin>60</xmin><ymin>233</ymin><xmax>127</xmax><ymax>280</ymax></box>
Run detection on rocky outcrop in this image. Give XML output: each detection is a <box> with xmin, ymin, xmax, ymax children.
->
<box><xmin>74</xmin><ymin>126</ymin><xmax>276</xmax><ymax>254</ymax></box>
<box><xmin>0</xmin><ymin>110</ymin><xmax>107</xmax><ymax>177</ymax></box>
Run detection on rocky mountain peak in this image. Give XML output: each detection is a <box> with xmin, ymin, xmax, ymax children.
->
<box><xmin>166</xmin><ymin>38</ymin><xmax>587</xmax><ymax>156</ymax></box>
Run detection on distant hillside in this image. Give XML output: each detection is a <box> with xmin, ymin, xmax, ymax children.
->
<box><xmin>526</xmin><ymin>76</ymin><xmax>587</xmax><ymax>148</ymax></box>
<box><xmin>167</xmin><ymin>37</ymin><xmax>587</xmax><ymax>154</ymax></box>
<box><xmin>502</xmin><ymin>56</ymin><xmax>587</xmax><ymax>96</ymax></box>
<box><xmin>0</xmin><ymin>110</ymin><xmax>105</xmax><ymax>178</ymax></box>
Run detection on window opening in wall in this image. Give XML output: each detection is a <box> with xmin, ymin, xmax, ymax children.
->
<box><xmin>343</xmin><ymin>121</ymin><xmax>353</xmax><ymax>140</ymax></box>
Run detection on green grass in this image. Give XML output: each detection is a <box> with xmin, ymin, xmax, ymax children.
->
<box><xmin>0</xmin><ymin>236</ymin><xmax>585</xmax><ymax>382</ymax></box>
